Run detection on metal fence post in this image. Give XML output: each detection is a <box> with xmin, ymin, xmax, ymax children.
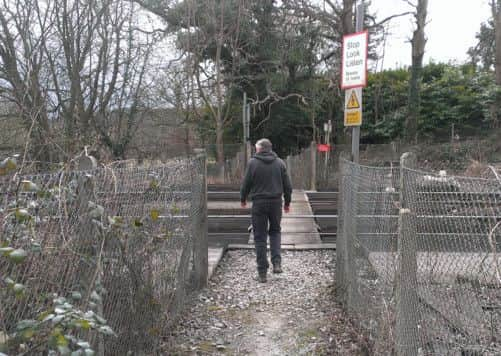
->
<box><xmin>346</xmin><ymin>163</ymin><xmax>359</xmax><ymax>313</ymax></box>
<box><xmin>396</xmin><ymin>152</ymin><xmax>419</xmax><ymax>356</ymax></box>
<box><xmin>76</xmin><ymin>157</ymin><xmax>104</xmax><ymax>356</ymax></box>
<box><xmin>192</xmin><ymin>149</ymin><xmax>208</xmax><ymax>289</ymax></box>
<box><xmin>342</xmin><ymin>171</ymin><xmax>352</xmax><ymax>307</ymax></box>
<box><xmin>336</xmin><ymin>159</ymin><xmax>347</xmax><ymax>301</ymax></box>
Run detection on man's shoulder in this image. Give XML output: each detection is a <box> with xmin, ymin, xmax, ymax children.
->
<box><xmin>247</xmin><ymin>157</ymin><xmax>261</xmax><ymax>170</ymax></box>
<box><xmin>275</xmin><ymin>157</ymin><xmax>286</xmax><ymax>167</ymax></box>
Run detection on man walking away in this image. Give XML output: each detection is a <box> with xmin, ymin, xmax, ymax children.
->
<box><xmin>240</xmin><ymin>138</ymin><xmax>292</xmax><ymax>283</ymax></box>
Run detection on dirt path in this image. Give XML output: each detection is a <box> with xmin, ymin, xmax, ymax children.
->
<box><xmin>165</xmin><ymin>250</ymin><xmax>368</xmax><ymax>355</ymax></box>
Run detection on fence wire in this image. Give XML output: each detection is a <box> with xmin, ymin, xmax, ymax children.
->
<box><xmin>286</xmin><ymin>143</ymin><xmax>400</xmax><ymax>191</ymax></box>
<box><xmin>204</xmin><ymin>142</ymin><xmax>400</xmax><ymax>189</ymax></box>
<box><xmin>0</xmin><ymin>154</ymin><xmax>207</xmax><ymax>355</ymax></box>
<box><xmin>337</xmin><ymin>156</ymin><xmax>501</xmax><ymax>355</ymax></box>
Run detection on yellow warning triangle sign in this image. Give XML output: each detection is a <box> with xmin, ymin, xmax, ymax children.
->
<box><xmin>347</xmin><ymin>91</ymin><xmax>360</xmax><ymax>109</ymax></box>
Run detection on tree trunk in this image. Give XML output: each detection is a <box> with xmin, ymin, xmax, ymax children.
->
<box><xmin>337</xmin><ymin>0</ymin><xmax>355</xmax><ymax>146</ymax></box>
<box><xmin>405</xmin><ymin>0</ymin><xmax>428</xmax><ymax>143</ymax></box>
<box><xmin>27</xmin><ymin>112</ymin><xmax>53</xmax><ymax>168</ymax></box>
<box><xmin>215</xmin><ymin>121</ymin><xmax>225</xmax><ymax>182</ymax></box>
<box><xmin>493</xmin><ymin>0</ymin><xmax>501</xmax><ymax>128</ymax></box>
<box><xmin>494</xmin><ymin>1</ymin><xmax>501</xmax><ymax>84</ymax></box>
<box><xmin>342</xmin><ymin>0</ymin><xmax>355</xmax><ymax>34</ymax></box>
<box><xmin>215</xmin><ymin>121</ymin><xmax>225</xmax><ymax>163</ymax></box>
<box><xmin>21</xmin><ymin>76</ymin><xmax>54</xmax><ymax>168</ymax></box>
<box><xmin>214</xmin><ymin>0</ymin><xmax>226</xmax><ymax>182</ymax></box>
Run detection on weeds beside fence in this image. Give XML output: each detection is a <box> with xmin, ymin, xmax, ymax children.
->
<box><xmin>337</xmin><ymin>154</ymin><xmax>501</xmax><ymax>355</ymax></box>
<box><xmin>0</xmin><ymin>153</ymin><xmax>207</xmax><ymax>355</ymax></box>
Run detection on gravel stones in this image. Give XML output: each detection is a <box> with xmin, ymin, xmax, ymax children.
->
<box><xmin>165</xmin><ymin>249</ymin><xmax>367</xmax><ymax>355</ymax></box>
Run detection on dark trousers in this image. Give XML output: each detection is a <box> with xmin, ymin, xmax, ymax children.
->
<box><xmin>252</xmin><ymin>199</ymin><xmax>282</xmax><ymax>273</ymax></box>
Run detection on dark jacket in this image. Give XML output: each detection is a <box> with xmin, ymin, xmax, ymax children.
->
<box><xmin>240</xmin><ymin>150</ymin><xmax>292</xmax><ymax>206</ymax></box>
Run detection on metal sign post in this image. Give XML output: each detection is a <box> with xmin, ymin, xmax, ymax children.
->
<box><xmin>242</xmin><ymin>92</ymin><xmax>248</xmax><ymax>167</ymax></box>
<box><xmin>341</xmin><ymin>3</ymin><xmax>366</xmax><ymax>163</ymax></box>
<box><xmin>245</xmin><ymin>103</ymin><xmax>251</xmax><ymax>162</ymax></box>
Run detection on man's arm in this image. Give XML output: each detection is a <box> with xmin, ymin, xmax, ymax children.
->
<box><xmin>281</xmin><ymin>163</ymin><xmax>292</xmax><ymax>207</ymax></box>
<box><xmin>240</xmin><ymin>162</ymin><xmax>253</xmax><ymax>204</ymax></box>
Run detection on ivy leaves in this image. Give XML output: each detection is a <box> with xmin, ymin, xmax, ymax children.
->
<box><xmin>10</xmin><ymin>295</ymin><xmax>116</xmax><ymax>355</ymax></box>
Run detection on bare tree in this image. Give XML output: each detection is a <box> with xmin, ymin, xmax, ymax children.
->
<box><xmin>151</xmin><ymin>61</ymin><xmax>197</xmax><ymax>154</ymax></box>
<box><xmin>137</xmin><ymin>0</ymin><xmax>245</xmax><ymax>171</ymax></box>
<box><xmin>44</xmin><ymin>0</ymin><xmax>154</xmax><ymax>158</ymax></box>
<box><xmin>0</xmin><ymin>0</ymin><xmax>53</xmax><ymax>165</ymax></box>
<box><xmin>0</xmin><ymin>0</ymin><xmax>155</xmax><ymax>163</ymax></box>
<box><xmin>191</xmin><ymin>0</ymin><xmax>240</xmax><ymax>167</ymax></box>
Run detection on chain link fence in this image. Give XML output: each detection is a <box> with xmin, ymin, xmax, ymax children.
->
<box><xmin>286</xmin><ymin>144</ymin><xmax>316</xmax><ymax>191</ymax></box>
<box><xmin>205</xmin><ymin>144</ymin><xmax>246</xmax><ymax>186</ymax></box>
<box><xmin>337</xmin><ymin>154</ymin><xmax>501</xmax><ymax>355</ymax></box>
<box><xmin>204</xmin><ymin>142</ymin><xmax>401</xmax><ymax>189</ymax></box>
<box><xmin>0</xmin><ymin>153</ymin><xmax>207</xmax><ymax>355</ymax></box>
<box><xmin>286</xmin><ymin>143</ymin><xmax>400</xmax><ymax>191</ymax></box>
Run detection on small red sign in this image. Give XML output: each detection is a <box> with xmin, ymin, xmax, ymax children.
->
<box><xmin>317</xmin><ymin>144</ymin><xmax>331</xmax><ymax>152</ymax></box>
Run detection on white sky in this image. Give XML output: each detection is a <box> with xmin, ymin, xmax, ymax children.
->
<box><xmin>371</xmin><ymin>0</ymin><xmax>492</xmax><ymax>69</ymax></box>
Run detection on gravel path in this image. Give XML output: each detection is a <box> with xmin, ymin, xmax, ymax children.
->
<box><xmin>164</xmin><ymin>250</ymin><xmax>368</xmax><ymax>355</ymax></box>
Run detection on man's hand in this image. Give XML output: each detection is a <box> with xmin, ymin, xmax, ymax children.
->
<box><xmin>284</xmin><ymin>205</ymin><xmax>290</xmax><ymax>213</ymax></box>
<box><xmin>241</xmin><ymin>201</ymin><xmax>247</xmax><ymax>208</ymax></box>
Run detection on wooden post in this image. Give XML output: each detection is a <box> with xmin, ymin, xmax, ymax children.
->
<box><xmin>310</xmin><ymin>141</ymin><xmax>317</xmax><ymax>191</ymax></box>
<box><xmin>246</xmin><ymin>141</ymin><xmax>252</xmax><ymax>164</ymax></box>
<box><xmin>323</xmin><ymin>121</ymin><xmax>332</xmax><ymax>184</ymax></box>
<box><xmin>192</xmin><ymin>149</ymin><xmax>208</xmax><ymax>289</ymax></box>
<box><xmin>286</xmin><ymin>155</ymin><xmax>293</xmax><ymax>189</ymax></box>
<box><xmin>396</xmin><ymin>152</ymin><xmax>419</xmax><ymax>356</ymax></box>
<box><xmin>286</xmin><ymin>155</ymin><xmax>292</xmax><ymax>178</ymax></box>
<box><xmin>399</xmin><ymin>152</ymin><xmax>416</xmax><ymax>209</ymax></box>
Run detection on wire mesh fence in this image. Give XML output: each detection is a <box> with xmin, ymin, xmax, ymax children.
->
<box><xmin>337</xmin><ymin>154</ymin><xmax>501</xmax><ymax>355</ymax></box>
<box><xmin>286</xmin><ymin>145</ymin><xmax>316</xmax><ymax>191</ymax></box>
<box><xmin>0</xmin><ymin>153</ymin><xmax>207</xmax><ymax>355</ymax></box>
<box><xmin>203</xmin><ymin>142</ymin><xmax>401</xmax><ymax>189</ymax></box>
<box><xmin>286</xmin><ymin>143</ymin><xmax>401</xmax><ymax>191</ymax></box>
<box><xmin>205</xmin><ymin>144</ymin><xmax>247</xmax><ymax>186</ymax></box>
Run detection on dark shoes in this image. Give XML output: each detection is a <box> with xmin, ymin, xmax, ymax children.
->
<box><xmin>272</xmin><ymin>262</ymin><xmax>282</xmax><ymax>274</ymax></box>
<box><xmin>257</xmin><ymin>262</ymin><xmax>282</xmax><ymax>282</ymax></box>
<box><xmin>258</xmin><ymin>272</ymin><xmax>267</xmax><ymax>283</ymax></box>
